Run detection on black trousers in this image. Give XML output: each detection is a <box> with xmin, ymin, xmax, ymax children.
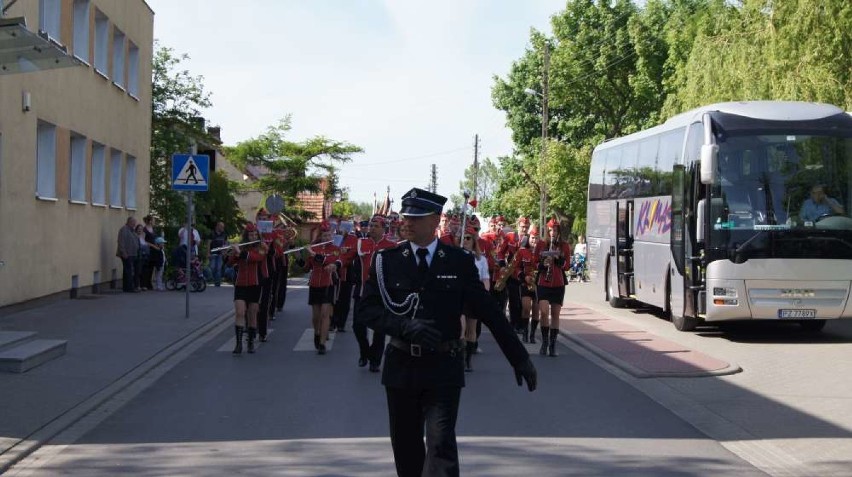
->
<box><xmin>257</xmin><ymin>276</ymin><xmax>273</xmax><ymax>337</ymax></box>
<box><xmin>491</xmin><ymin>286</ymin><xmax>508</xmax><ymax>320</ymax></box>
<box><xmin>386</xmin><ymin>385</ymin><xmax>462</xmax><ymax>477</ymax></box>
<box><xmin>274</xmin><ymin>264</ymin><xmax>288</xmax><ymax>311</ymax></box>
<box><xmin>121</xmin><ymin>257</ymin><xmax>136</xmax><ymax>292</ymax></box>
<box><xmin>353</xmin><ymin>297</ymin><xmax>386</xmax><ymax>365</ymax></box>
<box><xmin>332</xmin><ymin>280</ymin><xmax>354</xmax><ymax>329</ymax></box>
<box><xmin>506</xmin><ymin>278</ymin><xmax>522</xmax><ymax>329</ymax></box>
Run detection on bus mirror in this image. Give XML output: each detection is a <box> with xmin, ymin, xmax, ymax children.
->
<box><xmin>700</xmin><ymin>144</ymin><xmax>719</xmax><ymax>184</ymax></box>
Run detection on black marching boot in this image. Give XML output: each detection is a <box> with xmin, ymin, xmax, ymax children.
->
<box><xmin>247</xmin><ymin>328</ymin><xmax>257</xmax><ymax>354</ymax></box>
<box><xmin>548</xmin><ymin>328</ymin><xmax>559</xmax><ymax>357</ymax></box>
<box><xmin>232</xmin><ymin>326</ymin><xmax>244</xmax><ymax>355</ymax></box>
<box><xmin>521</xmin><ymin>319</ymin><xmax>529</xmax><ymax>343</ymax></box>
<box><xmin>539</xmin><ymin>327</ymin><xmax>550</xmax><ymax>355</ymax></box>
<box><xmin>314</xmin><ymin>333</ymin><xmax>321</xmax><ymax>350</ymax></box>
<box><xmin>465</xmin><ymin>341</ymin><xmax>475</xmax><ymax>372</ymax></box>
<box><xmin>529</xmin><ymin>320</ymin><xmax>539</xmax><ymax>344</ymax></box>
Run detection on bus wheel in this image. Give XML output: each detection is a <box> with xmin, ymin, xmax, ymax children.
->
<box><xmin>799</xmin><ymin>320</ymin><xmax>826</xmax><ymax>332</ymax></box>
<box><xmin>668</xmin><ymin>282</ymin><xmax>697</xmax><ymax>331</ymax></box>
<box><xmin>606</xmin><ymin>260</ymin><xmax>626</xmax><ymax>308</ymax></box>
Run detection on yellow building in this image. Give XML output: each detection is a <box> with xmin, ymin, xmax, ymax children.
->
<box><xmin>0</xmin><ymin>0</ymin><xmax>153</xmax><ymax>306</ymax></box>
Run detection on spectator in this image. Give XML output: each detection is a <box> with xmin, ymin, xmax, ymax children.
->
<box><xmin>152</xmin><ymin>237</ymin><xmax>167</xmax><ymax>291</ymax></box>
<box><xmin>116</xmin><ymin>217</ymin><xmax>140</xmax><ymax>293</ymax></box>
<box><xmin>209</xmin><ymin>221</ymin><xmax>228</xmax><ymax>287</ymax></box>
<box><xmin>178</xmin><ymin>222</ymin><xmax>201</xmax><ymax>256</ymax></box>
<box><xmin>135</xmin><ymin>224</ymin><xmax>150</xmax><ymax>291</ymax></box>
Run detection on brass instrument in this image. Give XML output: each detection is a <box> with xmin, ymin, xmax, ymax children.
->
<box><xmin>545</xmin><ymin>240</ymin><xmax>556</xmax><ymax>282</ymax></box>
<box><xmin>494</xmin><ymin>253</ymin><xmax>517</xmax><ymax>292</ymax></box>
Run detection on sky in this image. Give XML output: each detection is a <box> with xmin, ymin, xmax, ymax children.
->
<box><xmin>146</xmin><ymin>0</ymin><xmax>564</xmax><ymax>208</ymax></box>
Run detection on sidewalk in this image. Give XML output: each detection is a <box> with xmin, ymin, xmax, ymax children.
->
<box><xmin>0</xmin><ymin>286</ymin><xmax>236</xmax><ymax>473</ymax></box>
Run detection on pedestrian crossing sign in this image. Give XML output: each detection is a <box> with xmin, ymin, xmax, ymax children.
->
<box><xmin>171</xmin><ymin>154</ymin><xmax>210</xmax><ymax>191</ymax></box>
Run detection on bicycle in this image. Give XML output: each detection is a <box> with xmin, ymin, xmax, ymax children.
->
<box><xmin>165</xmin><ymin>258</ymin><xmax>207</xmax><ymax>292</ymax></box>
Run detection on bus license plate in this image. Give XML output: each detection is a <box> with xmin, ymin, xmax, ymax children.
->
<box><xmin>778</xmin><ymin>309</ymin><xmax>816</xmax><ymax>319</ymax></box>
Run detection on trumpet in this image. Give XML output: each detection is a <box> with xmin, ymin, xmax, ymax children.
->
<box><xmin>210</xmin><ymin>240</ymin><xmax>261</xmax><ymax>253</ymax></box>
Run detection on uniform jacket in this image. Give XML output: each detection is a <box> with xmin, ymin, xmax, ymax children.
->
<box><xmin>304</xmin><ymin>242</ymin><xmax>341</xmax><ymax>288</ymax></box>
<box><xmin>357</xmin><ymin>240</ymin><xmax>530</xmax><ymax>388</ymax></box>
<box><xmin>229</xmin><ymin>244</ymin><xmax>268</xmax><ymax>286</ymax></box>
<box><xmin>353</xmin><ymin>236</ymin><xmax>398</xmax><ymax>297</ymax></box>
<box><xmin>536</xmin><ymin>240</ymin><xmax>571</xmax><ymax>287</ymax></box>
<box><xmin>336</xmin><ymin>233</ymin><xmax>359</xmax><ymax>283</ymax></box>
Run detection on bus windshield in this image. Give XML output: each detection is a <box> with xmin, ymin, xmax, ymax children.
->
<box><xmin>708</xmin><ymin>132</ymin><xmax>852</xmax><ymax>261</ymax></box>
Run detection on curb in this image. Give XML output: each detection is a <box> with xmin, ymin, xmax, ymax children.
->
<box><xmin>0</xmin><ymin>309</ymin><xmax>234</xmax><ymax>474</ymax></box>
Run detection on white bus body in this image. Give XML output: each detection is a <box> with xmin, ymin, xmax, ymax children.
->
<box><xmin>586</xmin><ymin>101</ymin><xmax>852</xmax><ymax>331</ymax></box>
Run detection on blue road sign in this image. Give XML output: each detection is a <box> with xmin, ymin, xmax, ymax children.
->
<box><xmin>171</xmin><ymin>154</ymin><xmax>210</xmax><ymax>191</ymax></box>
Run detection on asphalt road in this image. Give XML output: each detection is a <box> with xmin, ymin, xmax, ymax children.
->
<box><xmin>7</xmin><ymin>282</ymin><xmax>768</xmax><ymax>476</ymax></box>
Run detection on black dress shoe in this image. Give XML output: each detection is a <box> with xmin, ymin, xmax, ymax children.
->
<box><xmin>260</xmin><ymin>335</ymin><xmax>267</xmax><ymax>342</ymax></box>
<box><xmin>318</xmin><ymin>344</ymin><xmax>327</xmax><ymax>355</ymax></box>
<box><xmin>369</xmin><ymin>364</ymin><xmax>380</xmax><ymax>372</ymax></box>
<box><xmin>358</xmin><ymin>357</ymin><xmax>368</xmax><ymax>367</ymax></box>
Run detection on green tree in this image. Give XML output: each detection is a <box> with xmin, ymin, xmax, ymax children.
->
<box><xmin>225</xmin><ymin>118</ymin><xmax>363</xmax><ymax>222</ymax></box>
<box><xmin>193</xmin><ymin>169</ymin><xmax>244</xmax><ymax>238</ymax></box>
<box><xmin>150</xmin><ymin>43</ymin><xmax>213</xmax><ymax>233</ymax></box>
<box><xmin>451</xmin><ymin>157</ymin><xmax>502</xmax><ymax>216</ymax></box>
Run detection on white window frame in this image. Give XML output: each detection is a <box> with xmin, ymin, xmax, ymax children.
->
<box><xmin>127</xmin><ymin>41</ymin><xmax>140</xmax><ymax>98</ymax></box>
<box><xmin>36</xmin><ymin>121</ymin><xmax>57</xmax><ymax>200</ymax></box>
<box><xmin>125</xmin><ymin>155</ymin><xmax>136</xmax><ymax>209</ymax></box>
<box><xmin>39</xmin><ymin>0</ymin><xmax>62</xmax><ymax>45</ymax></box>
<box><xmin>91</xmin><ymin>142</ymin><xmax>106</xmax><ymax>205</ymax></box>
<box><xmin>109</xmin><ymin>149</ymin><xmax>123</xmax><ymax>207</ymax></box>
<box><xmin>70</xmin><ymin>133</ymin><xmax>87</xmax><ymax>203</ymax></box>
<box><xmin>72</xmin><ymin>0</ymin><xmax>90</xmax><ymax>64</ymax></box>
<box><xmin>111</xmin><ymin>27</ymin><xmax>125</xmax><ymax>89</ymax></box>
<box><xmin>93</xmin><ymin>9</ymin><xmax>109</xmax><ymax>77</ymax></box>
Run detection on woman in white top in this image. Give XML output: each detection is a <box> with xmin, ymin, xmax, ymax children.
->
<box><xmin>461</xmin><ymin>226</ymin><xmax>489</xmax><ymax>372</ymax></box>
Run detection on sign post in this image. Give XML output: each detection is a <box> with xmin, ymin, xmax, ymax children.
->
<box><xmin>172</xmin><ymin>150</ymin><xmax>209</xmax><ymax>318</ymax></box>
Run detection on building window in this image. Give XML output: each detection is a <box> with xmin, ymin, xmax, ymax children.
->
<box><xmin>125</xmin><ymin>155</ymin><xmax>136</xmax><ymax>209</ymax></box>
<box><xmin>91</xmin><ymin>142</ymin><xmax>105</xmax><ymax>204</ymax></box>
<box><xmin>109</xmin><ymin>149</ymin><xmax>122</xmax><ymax>207</ymax></box>
<box><xmin>70</xmin><ymin>133</ymin><xmax>87</xmax><ymax>203</ymax></box>
<box><xmin>127</xmin><ymin>41</ymin><xmax>139</xmax><ymax>97</ymax></box>
<box><xmin>112</xmin><ymin>27</ymin><xmax>125</xmax><ymax>88</ymax></box>
<box><xmin>94</xmin><ymin>9</ymin><xmax>108</xmax><ymax>76</ymax></box>
<box><xmin>39</xmin><ymin>0</ymin><xmax>62</xmax><ymax>44</ymax></box>
<box><xmin>72</xmin><ymin>0</ymin><xmax>90</xmax><ymax>63</ymax></box>
<box><xmin>36</xmin><ymin>121</ymin><xmax>57</xmax><ymax>199</ymax></box>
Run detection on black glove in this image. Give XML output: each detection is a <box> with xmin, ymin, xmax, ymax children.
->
<box><xmin>400</xmin><ymin>319</ymin><xmax>442</xmax><ymax>349</ymax></box>
<box><xmin>514</xmin><ymin>358</ymin><xmax>537</xmax><ymax>391</ymax></box>
<box><xmin>314</xmin><ymin>253</ymin><xmax>325</xmax><ymax>264</ymax></box>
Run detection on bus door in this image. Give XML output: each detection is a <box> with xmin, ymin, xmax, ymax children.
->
<box><xmin>616</xmin><ymin>200</ymin><xmax>635</xmax><ymax>297</ymax></box>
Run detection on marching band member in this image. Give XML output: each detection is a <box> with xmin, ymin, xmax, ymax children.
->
<box><xmin>271</xmin><ymin>219</ymin><xmax>296</xmax><ymax>316</ymax></box>
<box><xmin>303</xmin><ymin>221</ymin><xmax>342</xmax><ymax>355</ymax></box>
<box><xmin>535</xmin><ymin>218</ymin><xmax>572</xmax><ymax>357</ymax></box>
<box><xmin>461</xmin><ymin>226</ymin><xmax>490</xmax><ymax>371</ymax></box>
<box><xmin>352</xmin><ymin>214</ymin><xmax>397</xmax><ymax>372</ymax></box>
<box><xmin>498</xmin><ymin>216</ymin><xmax>531</xmax><ymax>335</ymax></box>
<box><xmin>331</xmin><ymin>219</ymin><xmax>359</xmax><ymax>333</ymax></box>
<box><xmin>515</xmin><ymin>226</ymin><xmax>539</xmax><ymax>343</ymax></box>
<box><xmin>255</xmin><ymin>208</ymin><xmax>277</xmax><ymax>342</ymax></box>
<box><xmin>227</xmin><ymin>223</ymin><xmax>269</xmax><ymax>355</ymax></box>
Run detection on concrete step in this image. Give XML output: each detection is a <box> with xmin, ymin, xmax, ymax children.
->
<box><xmin>0</xmin><ymin>331</ymin><xmax>37</xmax><ymax>352</ymax></box>
<box><xmin>0</xmin><ymin>339</ymin><xmax>67</xmax><ymax>373</ymax></box>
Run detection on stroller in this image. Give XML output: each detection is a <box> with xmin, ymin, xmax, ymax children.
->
<box><xmin>569</xmin><ymin>253</ymin><xmax>588</xmax><ymax>283</ymax></box>
<box><xmin>166</xmin><ymin>245</ymin><xmax>207</xmax><ymax>292</ymax></box>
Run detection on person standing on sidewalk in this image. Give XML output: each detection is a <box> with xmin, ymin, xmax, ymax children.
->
<box><xmin>357</xmin><ymin>188</ymin><xmax>537</xmax><ymax>477</ymax></box>
<box><xmin>352</xmin><ymin>214</ymin><xmax>397</xmax><ymax>372</ymax></box>
<box><xmin>535</xmin><ymin>218</ymin><xmax>571</xmax><ymax>357</ymax></box>
<box><xmin>116</xmin><ymin>217</ymin><xmax>140</xmax><ymax>293</ymax></box>
<box><xmin>208</xmin><ymin>221</ymin><xmax>228</xmax><ymax>287</ymax></box>
<box><xmin>228</xmin><ymin>223</ymin><xmax>268</xmax><ymax>355</ymax></box>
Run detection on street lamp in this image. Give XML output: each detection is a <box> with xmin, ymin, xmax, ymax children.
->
<box><xmin>524</xmin><ymin>87</ymin><xmax>548</xmax><ymax>234</ymax></box>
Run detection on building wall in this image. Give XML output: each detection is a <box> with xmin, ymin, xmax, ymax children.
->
<box><xmin>0</xmin><ymin>0</ymin><xmax>154</xmax><ymax>306</ymax></box>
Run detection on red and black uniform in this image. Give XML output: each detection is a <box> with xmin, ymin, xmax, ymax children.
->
<box><xmin>498</xmin><ymin>231</ymin><xmax>527</xmax><ymax>332</ymax></box>
<box><xmin>230</xmin><ymin>243</ymin><xmax>269</xmax><ymax>303</ymax></box>
<box><xmin>515</xmin><ymin>245</ymin><xmax>538</xmax><ymax>299</ymax></box>
<box><xmin>535</xmin><ymin>240</ymin><xmax>572</xmax><ymax>305</ymax></box>
<box><xmin>332</xmin><ymin>233</ymin><xmax>359</xmax><ymax>331</ymax></box>
<box><xmin>352</xmin><ymin>235</ymin><xmax>398</xmax><ymax>368</ymax></box>
<box><xmin>272</xmin><ymin>228</ymin><xmax>292</xmax><ymax>313</ymax></box>
<box><xmin>304</xmin><ymin>242</ymin><xmax>341</xmax><ymax>305</ymax></box>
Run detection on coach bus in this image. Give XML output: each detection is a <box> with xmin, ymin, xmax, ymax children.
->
<box><xmin>586</xmin><ymin>101</ymin><xmax>852</xmax><ymax>331</ymax></box>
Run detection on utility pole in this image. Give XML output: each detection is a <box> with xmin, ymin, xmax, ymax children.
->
<box><xmin>539</xmin><ymin>42</ymin><xmax>550</xmax><ymax>233</ymax></box>
<box><xmin>472</xmin><ymin>134</ymin><xmax>479</xmax><ymax>210</ymax></box>
<box><xmin>429</xmin><ymin>164</ymin><xmax>438</xmax><ymax>193</ymax></box>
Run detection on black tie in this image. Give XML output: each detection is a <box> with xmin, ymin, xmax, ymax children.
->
<box><xmin>416</xmin><ymin>248</ymin><xmax>429</xmax><ymax>276</ymax></box>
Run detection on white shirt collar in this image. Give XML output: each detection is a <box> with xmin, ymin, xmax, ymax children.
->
<box><xmin>410</xmin><ymin>239</ymin><xmax>438</xmax><ymax>265</ymax></box>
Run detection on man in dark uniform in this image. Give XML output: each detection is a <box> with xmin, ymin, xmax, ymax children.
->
<box><xmin>357</xmin><ymin>188</ymin><xmax>537</xmax><ymax>477</ymax></box>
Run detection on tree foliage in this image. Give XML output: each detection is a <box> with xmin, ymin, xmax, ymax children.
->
<box><xmin>224</xmin><ymin>118</ymin><xmax>364</xmax><ymax>222</ymax></box>
<box><xmin>451</xmin><ymin>157</ymin><xmax>502</xmax><ymax>216</ymax></box>
<box><xmin>491</xmin><ymin>0</ymin><xmax>852</xmax><ymax>235</ymax></box>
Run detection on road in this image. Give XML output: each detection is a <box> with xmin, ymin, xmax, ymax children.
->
<box><xmin>7</xmin><ymin>279</ymin><xmax>824</xmax><ymax>476</ymax></box>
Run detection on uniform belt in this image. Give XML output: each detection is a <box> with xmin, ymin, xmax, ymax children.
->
<box><xmin>389</xmin><ymin>337</ymin><xmax>465</xmax><ymax>357</ymax></box>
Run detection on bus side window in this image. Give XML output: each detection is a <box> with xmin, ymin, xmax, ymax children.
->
<box><xmin>658</xmin><ymin>128</ymin><xmax>684</xmax><ymax>196</ymax></box>
<box><xmin>637</xmin><ymin>136</ymin><xmax>658</xmax><ymax>197</ymax></box>
<box><xmin>604</xmin><ymin>147</ymin><xmax>622</xmax><ymax>199</ymax></box>
<box><xmin>589</xmin><ymin>150</ymin><xmax>605</xmax><ymax>200</ymax></box>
